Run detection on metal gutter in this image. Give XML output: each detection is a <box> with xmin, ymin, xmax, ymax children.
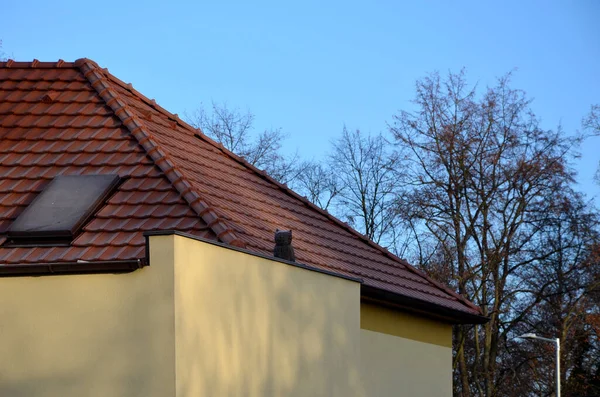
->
<box><xmin>0</xmin><ymin>259</ymin><xmax>145</xmax><ymax>277</ymax></box>
<box><xmin>361</xmin><ymin>285</ymin><xmax>489</xmax><ymax>325</ymax></box>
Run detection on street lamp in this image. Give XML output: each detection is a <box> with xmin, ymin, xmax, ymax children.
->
<box><xmin>518</xmin><ymin>333</ymin><xmax>560</xmax><ymax>397</ymax></box>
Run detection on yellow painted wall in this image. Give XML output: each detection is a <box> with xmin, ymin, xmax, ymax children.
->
<box><xmin>360</xmin><ymin>302</ymin><xmax>453</xmax><ymax>396</ymax></box>
<box><xmin>0</xmin><ymin>232</ymin><xmax>456</xmax><ymax>397</ymax></box>
<box><xmin>361</xmin><ymin>301</ymin><xmax>452</xmax><ymax>347</ymax></box>
<box><xmin>0</xmin><ymin>235</ymin><xmax>177</xmax><ymax>397</ymax></box>
<box><xmin>170</xmin><ymin>235</ymin><xmax>364</xmax><ymax>397</ymax></box>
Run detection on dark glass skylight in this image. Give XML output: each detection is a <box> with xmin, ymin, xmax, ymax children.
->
<box><xmin>6</xmin><ymin>174</ymin><xmax>120</xmax><ymax>245</ymax></box>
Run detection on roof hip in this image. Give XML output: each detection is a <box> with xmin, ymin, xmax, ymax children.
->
<box><xmin>75</xmin><ymin>58</ymin><xmax>245</xmax><ymax>248</ymax></box>
<box><xmin>74</xmin><ymin>58</ymin><xmax>476</xmax><ymax>313</ymax></box>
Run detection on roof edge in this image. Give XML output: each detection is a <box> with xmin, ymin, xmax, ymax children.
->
<box><xmin>188</xmin><ymin>136</ymin><xmax>482</xmax><ymax>314</ymax></box>
<box><xmin>88</xmin><ymin>69</ymin><xmax>480</xmax><ymax>314</ymax></box>
<box><xmin>361</xmin><ymin>285</ymin><xmax>489</xmax><ymax>325</ymax></box>
<box><xmin>71</xmin><ymin>57</ymin><xmax>479</xmax><ymax>315</ymax></box>
<box><xmin>75</xmin><ymin>58</ymin><xmax>246</xmax><ymax>249</ymax></box>
<box><xmin>0</xmin><ymin>59</ymin><xmax>74</xmax><ymax>68</ymax></box>
<box><xmin>0</xmin><ymin>259</ymin><xmax>144</xmax><ymax>277</ymax></box>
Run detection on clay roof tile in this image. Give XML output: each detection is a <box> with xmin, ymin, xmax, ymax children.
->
<box><xmin>0</xmin><ymin>59</ymin><xmax>484</xmax><ymax>322</ymax></box>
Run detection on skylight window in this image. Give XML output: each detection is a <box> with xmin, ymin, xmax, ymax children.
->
<box><xmin>6</xmin><ymin>174</ymin><xmax>120</xmax><ymax>246</ymax></box>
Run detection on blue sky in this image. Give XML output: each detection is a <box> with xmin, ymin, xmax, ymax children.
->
<box><xmin>2</xmin><ymin>0</ymin><xmax>599</xmax><ymax>200</ymax></box>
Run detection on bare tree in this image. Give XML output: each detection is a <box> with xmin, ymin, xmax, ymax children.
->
<box><xmin>582</xmin><ymin>104</ymin><xmax>600</xmax><ymax>185</ymax></box>
<box><xmin>583</xmin><ymin>104</ymin><xmax>600</xmax><ymax>133</ymax></box>
<box><xmin>294</xmin><ymin>160</ymin><xmax>341</xmax><ymax>211</ymax></box>
<box><xmin>390</xmin><ymin>70</ymin><xmax>583</xmax><ymax>396</ymax></box>
<box><xmin>502</xmin><ymin>192</ymin><xmax>600</xmax><ymax>396</ymax></box>
<box><xmin>0</xmin><ymin>40</ymin><xmax>6</xmax><ymax>61</ymax></box>
<box><xmin>329</xmin><ymin>126</ymin><xmax>402</xmax><ymax>246</ymax></box>
<box><xmin>187</xmin><ymin>101</ymin><xmax>300</xmax><ymax>184</ymax></box>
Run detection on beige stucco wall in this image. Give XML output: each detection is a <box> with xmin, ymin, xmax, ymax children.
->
<box><xmin>0</xmin><ymin>235</ymin><xmax>177</xmax><ymax>397</ymax></box>
<box><xmin>0</xmin><ymin>232</ymin><xmax>455</xmax><ymax>397</ymax></box>
<box><xmin>171</xmin><ymin>234</ymin><xmax>364</xmax><ymax>397</ymax></box>
<box><xmin>360</xmin><ymin>302</ymin><xmax>453</xmax><ymax>397</ymax></box>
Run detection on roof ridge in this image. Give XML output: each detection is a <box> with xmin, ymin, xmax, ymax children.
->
<box><xmin>75</xmin><ymin>58</ymin><xmax>245</xmax><ymax>248</ymax></box>
<box><xmin>96</xmin><ymin>66</ymin><xmax>187</xmax><ymax>128</ymax></box>
<box><xmin>94</xmin><ymin>61</ymin><xmax>478</xmax><ymax>313</ymax></box>
<box><xmin>0</xmin><ymin>59</ymin><xmax>74</xmax><ymax>68</ymax></box>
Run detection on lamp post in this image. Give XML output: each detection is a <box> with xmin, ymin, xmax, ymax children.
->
<box><xmin>519</xmin><ymin>333</ymin><xmax>560</xmax><ymax>397</ymax></box>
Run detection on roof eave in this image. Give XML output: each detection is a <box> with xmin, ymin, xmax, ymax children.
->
<box><xmin>0</xmin><ymin>259</ymin><xmax>145</xmax><ymax>277</ymax></box>
<box><xmin>361</xmin><ymin>285</ymin><xmax>489</xmax><ymax>325</ymax></box>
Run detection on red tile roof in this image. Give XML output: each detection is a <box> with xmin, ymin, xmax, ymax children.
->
<box><xmin>0</xmin><ymin>59</ymin><xmax>484</xmax><ymax>323</ymax></box>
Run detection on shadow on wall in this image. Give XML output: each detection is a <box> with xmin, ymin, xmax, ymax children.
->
<box><xmin>0</xmin><ymin>264</ymin><xmax>175</xmax><ymax>397</ymax></box>
<box><xmin>173</xmin><ymin>236</ymin><xmax>365</xmax><ymax>397</ymax></box>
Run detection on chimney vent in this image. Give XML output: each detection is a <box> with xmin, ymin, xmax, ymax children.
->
<box><xmin>274</xmin><ymin>229</ymin><xmax>295</xmax><ymax>262</ymax></box>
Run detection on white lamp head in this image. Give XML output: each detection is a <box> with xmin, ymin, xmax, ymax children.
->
<box><xmin>519</xmin><ymin>333</ymin><xmax>538</xmax><ymax>339</ymax></box>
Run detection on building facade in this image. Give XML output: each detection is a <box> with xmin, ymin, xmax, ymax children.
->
<box><xmin>0</xmin><ymin>59</ymin><xmax>486</xmax><ymax>396</ymax></box>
